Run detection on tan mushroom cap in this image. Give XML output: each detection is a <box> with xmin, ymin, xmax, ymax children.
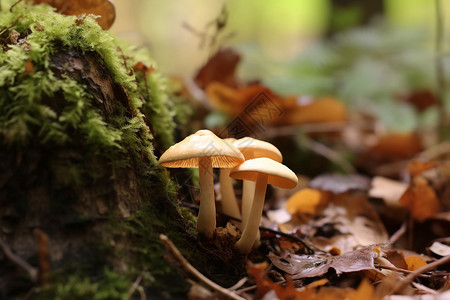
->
<box><xmin>230</xmin><ymin>157</ymin><xmax>298</xmax><ymax>189</ymax></box>
<box><xmin>233</xmin><ymin>137</ymin><xmax>282</xmax><ymax>162</ymax></box>
<box><xmin>158</xmin><ymin>130</ymin><xmax>244</xmax><ymax>168</ymax></box>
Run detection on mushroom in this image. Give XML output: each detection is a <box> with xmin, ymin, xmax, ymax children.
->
<box><xmin>230</xmin><ymin>157</ymin><xmax>297</xmax><ymax>254</ymax></box>
<box><xmin>219</xmin><ymin>138</ymin><xmax>242</xmax><ymax>222</ymax></box>
<box><xmin>233</xmin><ymin>137</ymin><xmax>282</xmax><ymax>231</ymax></box>
<box><xmin>158</xmin><ymin>130</ymin><xmax>244</xmax><ymax>238</ymax></box>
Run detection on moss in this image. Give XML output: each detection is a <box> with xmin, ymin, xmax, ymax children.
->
<box><xmin>36</xmin><ymin>269</ymin><xmax>131</xmax><ymax>300</ymax></box>
<box><xmin>0</xmin><ymin>0</ymin><xmax>196</xmax><ymax>298</ymax></box>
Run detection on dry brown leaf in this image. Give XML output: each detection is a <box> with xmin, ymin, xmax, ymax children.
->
<box><xmin>399</xmin><ymin>176</ymin><xmax>442</xmax><ymax>222</ymax></box>
<box><xmin>305</xmin><ymin>193</ymin><xmax>389</xmax><ymax>253</ymax></box>
<box><xmin>32</xmin><ymin>0</ymin><xmax>116</xmax><ymax>30</ymax></box>
<box><xmin>366</xmin><ymin>132</ymin><xmax>423</xmax><ymax>159</ymax></box>
<box><xmin>269</xmin><ymin>244</ymin><xmax>383</xmax><ymax>279</ymax></box>
<box><xmin>194</xmin><ymin>48</ymin><xmax>241</xmax><ymax>89</ymax></box>
<box><xmin>248</xmin><ymin>261</ymin><xmax>381</xmax><ymax>300</ymax></box>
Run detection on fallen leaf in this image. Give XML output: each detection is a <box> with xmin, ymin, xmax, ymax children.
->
<box><xmin>404</xmin><ymin>256</ymin><xmax>427</xmax><ymax>271</ymax></box>
<box><xmin>269</xmin><ymin>244</ymin><xmax>382</xmax><ymax>279</ymax></box>
<box><xmin>205</xmin><ymin>82</ymin><xmax>274</xmax><ymax>116</ymax></box>
<box><xmin>428</xmin><ymin>241</ymin><xmax>450</xmax><ymax>257</ymax></box>
<box><xmin>369</xmin><ymin>176</ymin><xmax>408</xmax><ymax>206</ymax></box>
<box><xmin>365</xmin><ymin>132</ymin><xmax>423</xmax><ymax>159</ymax></box>
<box><xmin>306</xmin><ymin>193</ymin><xmax>389</xmax><ymax>253</ymax></box>
<box><xmin>403</xmin><ymin>90</ymin><xmax>438</xmax><ymax>112</ymax></box>
<box><xmin>285</xmin><ymin>188</ymin><xmax>329</xmax><ymax>216</ymax></box>
<box><xmin>278</xmin><ymin>97</ymin><xmax>347</xmax><ymax>126</ymax></box>
<box><xmin>194</xmin><ymin>48</ymin><xmax>241</xmax><ymax>89</ymax></box>
<box><xmin>310</xmin><ymin>173</ymin><xmax>370</xmax><ymax>194</ymax></box>
<box><xmin>399</xmin><ymin>176</ymin><xmax>442</xmax><ymax>222</ymax></box>
<box><xmin>32</xmin><ymin>0</ymin><xmax>116</xmax><ymax>30</ymax></box>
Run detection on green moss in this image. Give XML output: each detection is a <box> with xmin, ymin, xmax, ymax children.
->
<box><xmin>0</xmin><ymin>0</ymin><xmax>196</xmax><ymax>298</ymax></box>
<box><xmin>36</xmin><ymin>269</ymin><xmax>131</xmax><ymax>300</ymax></box>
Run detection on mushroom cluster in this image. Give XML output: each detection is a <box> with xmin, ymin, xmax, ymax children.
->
<box><xmin>158</xmin><ymin>129</ymin><xmax>297</xmax><ymax>254</ymax></box>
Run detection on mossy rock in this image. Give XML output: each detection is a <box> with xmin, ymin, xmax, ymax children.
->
<box><xmin>0</xmin><ymin>1</ymin><xmax>244</xmax><ymax>299</ymax></box>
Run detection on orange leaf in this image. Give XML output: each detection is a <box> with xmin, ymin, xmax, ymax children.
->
<box><xmin>367</xmin><ymin>132</ymin><xmax>423</xmax><ymax>159</ymax></box>
<box><xmin>285</xmin><ymin>188</ymin><xmax>328</xmax><ymax>216</ymax></box>
<box><xmin>205</xmin><ymin>82</ymin><xmax>276</xmax><ymax>116</ymax></box>
<box><xmin>281</xmin><ymin>97</ymin><xmax>347</xmax><ymax>125</ymax></box>
<box><xmin>405</xmin><ymin>256</ymin><xmax>427</xmax><ymax>271</ymax></box>
<box><xmin>33</xmin><ymin>0</ymin><xmax>116</xmax><ymax>30</ymax></box>
<box><xmin>399</xmin><ymin>176</ymin><xmax>442</xmax><ymax>221</ymax></box>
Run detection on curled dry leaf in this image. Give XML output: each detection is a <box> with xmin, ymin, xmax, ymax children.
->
<box><xmin>32</xmin><ymin>0</ymin><xmax>116</xmax><ymax>30</ymax></box>
<box><xmin>269</xmin><ymin>244</ymin><xmax>383</xmax><ymax>279</ymax></box>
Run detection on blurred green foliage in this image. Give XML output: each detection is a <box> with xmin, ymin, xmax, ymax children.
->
<box><xmin>237</xmin><ymin>20</ymin><xmax>440</xmax><ymax>132</ymax></box>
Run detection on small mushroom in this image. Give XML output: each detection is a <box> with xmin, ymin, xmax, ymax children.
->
<box><xmin>233</xmin><ymin>137</ymin><xmax>282</xmax><ymax>230</ymax></box>
<box><xmin>159</xmin><ymin>130</ymin><xmax>244</xmax><ymax>238</ymax></box>
<box><xmin>230</xmin><ymin>157</ymin><xmax>297</xmax><ymax>254</ymax></box>
<box><xmin>219</xmin><ymin>138</ymin><xmax>241</xmax><ymax>222</ymax></box>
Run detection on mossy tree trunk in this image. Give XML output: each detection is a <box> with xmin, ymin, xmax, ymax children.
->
<box><xmin>0</xmin><ymin>2</ymin><xmax>196</xmax><ymax>299</ymax></box>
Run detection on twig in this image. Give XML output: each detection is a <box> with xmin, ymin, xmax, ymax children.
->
<box><xmin>387</xmin><ymin>255</ymin><xmax>450</xmax><ymax>295</ymax></box>
<box><xmin>0</xmin><ymin>237</ymin><xmax>38</xmax><ymax>281</ymax></box>
<box><xmin>415</xmin><ymin>141</ymin><xmax>450</xmax><ymax>161</ymax></box>
<box><xmin>127</xmin><ymin>274</ymin><xmax>145</xmax><ymax>300</ymax></box>
<box><xmin>235</xmin><ymin>284</ymin><xmax>257</xmax><ymax>294</ymax></box>
<box><xmin>159</xmin><ymin>234</ymin><xmax>246</xmax><ymax>300</ymax></box>
<box><xmin>9</xmin><ymin>0</ymin><xmax>21</xmax><ymax>12</ymax></box>
<box><xmin>374</xmin><ymin>263</ymin><xmax>429</xmax><ymax>278</ymax></box>
<box><xmin>228</xmin><ymin>277</ymin><xmax>248</xmax><ymax>291</ymax></box>
<box><xmin>305</xmin><ymin>138</ymin><xmax>355</xmax><ymax>174</ymax></box>
<box><xmin>388</xmin><ymin>221</ymin><xmax>407</xmax><ymax>244</ymax></box>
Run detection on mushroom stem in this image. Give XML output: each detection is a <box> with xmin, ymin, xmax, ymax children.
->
<box><xmin>219</xmin><ymin>168</ymin><xmax>241</xmax><ymax>223</ymax></box>
<box><xmin>197</xmin><ymin>157</ymin><xmax>215</xmax><ymax>238</ymax></box>
<box><xmin>235</xmin><ymin>173</ymin><xmax>268</xmax><ymax>254</ymax></box>
<box><xmin>241</xmin><ymin>180</ymin><xmax>256</xmax><ymax>229</ymax></box>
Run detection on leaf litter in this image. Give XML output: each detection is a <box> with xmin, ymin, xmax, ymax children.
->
<box><xmin>177</xmin><ymin>43</ymin><xmax>450</xmax><ymax>299</ymax></box>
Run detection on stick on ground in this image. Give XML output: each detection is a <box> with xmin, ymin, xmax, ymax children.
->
<box><xmin>159</xmin><ymin>234</ymin><xmax>246</xmax><ymax>300</ymax></box>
